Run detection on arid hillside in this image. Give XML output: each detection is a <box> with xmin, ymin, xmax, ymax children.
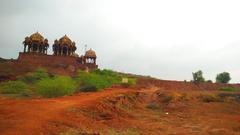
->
<box><xmin>0</xmin><ymin>59</ymin><xmax>240</xmax><ymax>135</ymax></box>
<box><xmin>1</xmin><ymin>82</ymin><xmax>240</xmax><ymax>135</ymax></box>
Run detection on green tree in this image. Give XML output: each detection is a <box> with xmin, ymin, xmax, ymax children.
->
<box><xmin>192</xmin><ymin>70</ymin><xmax>205</xmax><ymax>83</ymax></box>
<box><xmin>206</xmin><ymin>80</ymin><xmax>213</xmax><ymax>83</ymax></box>
<box><xmin>216</xmin><ymin>72</ymin><xmax>231</xmax><ymax>83</ymax></box>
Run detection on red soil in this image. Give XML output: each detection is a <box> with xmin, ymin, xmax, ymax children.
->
<box><xmin>137</xmin><ymin>78</ymin><xmax>240</xmax><ymax>91</ymax></box>
<box><xmin>0</xmin><ymin>88</ymin><xmax>134</xmax><ymax>135</ymax></box>
<box><xmin>0</xmin><ymin>86</ymin><xmax>240</xmax><ymax>135</ymax></box>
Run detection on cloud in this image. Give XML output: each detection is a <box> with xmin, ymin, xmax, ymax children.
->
<box><xmin>0</xmin><ymin>0</ymin><xmax>239</xmax><ymax>83</ymax></box>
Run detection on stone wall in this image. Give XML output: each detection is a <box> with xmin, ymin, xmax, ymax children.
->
<box><xmin>17</xmin><ymin>52</ymin><xmax>97</xmax><ymax>70</ymax></box>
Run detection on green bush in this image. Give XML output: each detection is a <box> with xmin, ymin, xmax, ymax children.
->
<box><xmin>76</xmin><ymin>69</ymin><xmax>122</xmax><ymax>91</ymax></box>
<box><xmin>127</xmin><ymin>78</ymin><xmax>136</xmax><ymax>86</ymax></box>
<box><xmin>18</xmin><ymin>68</ymin><xmax>49</xmax><ymax>84</ymax></box>
<box><xmin>36</xmin><ymin>76</ymin><xmax>77</xmax><ymax>98</ymax></box>
<box><xmin>219</xmin><ymin>87</ymin><xmax>240</xmax><ymax>92</ymax></box>
<box><xmin>0</xmin><ymin>81</ymin><xmax>31</xmax><ymax>96</ymax></box>
<box><xmin>120</xmin><ymin>78</ymin><xmax>136</xmax><ymax>88</ymax></box>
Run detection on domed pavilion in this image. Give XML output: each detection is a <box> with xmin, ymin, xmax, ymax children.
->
<box><xmin>22</xmin><ymin>32</ymin><xmax>49</xmax><ymax>54</ymax></box>
<box><xmin>52</xmin><ymin>35</ymin><xmax>77</xmax><ymax>56</ymax></box>
<box><xmin>84</xmin><ymin>48</ymin><xmax>97</xmax><ymax>64</ymax></box>
<box><xmin>20</xmin><ymin>32</ymin><xmax>98</xmax><ymax>70</ymax></box>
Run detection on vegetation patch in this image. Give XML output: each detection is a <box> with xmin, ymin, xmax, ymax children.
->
<box><xmin>146</xmin><ymin>103</ymin><xmax>162</xmax><ymax>111</ymax></box>
<box><xmin>120</xmin><ymin>78</ymin><xmax>137</xmax><ymax>88</ymax></box>
<box><xmin>75</xmin><ymin>69</ymin><xmax>135</xmax><ymax>92</ymax></box>
<box><xmin>192</xmin><ymin>70</ymin><xmax>205</xmax><ymax>83</ymax></box>
<box><xmin>80</xmin><ymin>69</ymin><xmax>121</xmax><ymax>90</ymax></box>
<box><xmin>160</xmin><ymin>94</ymin><xmax>173</xmax><ymax>103</ymax></box>
<box><xmin>219</xmin><ymin>87</ymin><xmax>240</xmax><ymax>92</ymax></box>
<box><xmin>199</xmin><ymin>93</ymin><xmax>221</xmax><ymax>103</ymax></box>
<box><xmin>1</xmin><ymin>68</ymin><xmax>137</xmax><ymax>98</ymax></box>
<box><xmin>18</xmin><ymin>68</ymin><xmax>49</xmax><ymax>84</ymax></box>
<box><xmin>0</xmin><ymin>80</ymin><xmax>31</xmax><ymax>96</ymax></box>
<box><xmin>36</xmin><ymin>76</ymin><xmax>77</xmax><ymax>98</ymax></box>
<box><xmin>216</xmin><ymin>72</ymin><xmax>231</xmax><ymax>83</ymax></box>
<box><xmin>218</xmin><ymin>93</ymin><xmax>240</xmax><ymax>102</ymax></box>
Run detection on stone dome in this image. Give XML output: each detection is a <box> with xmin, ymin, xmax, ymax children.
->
<box><xmin>29</xmin><ymin>32</ymin><xmax>44</xmax><ymax>42</ymax></box>
<box><xmin>85</xmin><ymin>49</ymin><xmax>96</xmax><ymax>58</ymax></box>
<box><xmin>22</xmin><ymin>32</ymin><xmax>49</xmax><ymax>54</ymax></box>
<box><xmin>53</xmin><ymin>35</ymin><xmax>77</xmax><ymax>56</ymax></box>
<box><xmin>58</xmin><ymin>35</ymin><xmax>75</xmax><ymax>47</ymax></box>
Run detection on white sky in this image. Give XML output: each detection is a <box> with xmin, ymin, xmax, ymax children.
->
<box><xmin>0</xmin><ymin>0</ymin><xmax>239</xmax><ymax>83</ymax></box>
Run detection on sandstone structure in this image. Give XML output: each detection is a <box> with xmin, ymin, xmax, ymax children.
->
<box><xmin>19</xmin><ymin>32</ymin><xmax>98</xmax><ymax>71</ymax></box>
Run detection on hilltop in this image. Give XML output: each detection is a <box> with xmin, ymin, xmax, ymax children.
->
<box><xmin>1</xmin><ymin>46</ymin><xmax>240</xmax><ymax>135</ymax></box>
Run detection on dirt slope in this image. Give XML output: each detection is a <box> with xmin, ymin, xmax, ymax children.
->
<box><xmin>0</xmin><ymin>88</ymin><xmax>134</xmax><ymax>135</ymax></box>
<box><xmin>0</xmin><ymin>86</ymin><xmax>240</xmax><ymax>135</ymax></box>
<box><xmin>137</xmin><ymin>78</ymin><xmax>240</xmax><ymax>91</ymax></box>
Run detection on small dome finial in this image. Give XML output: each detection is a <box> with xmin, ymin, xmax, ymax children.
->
<box><xmin>85</xmin><ymin>48</ymin><xmax>96</xmax><ymax>58</ymax></box>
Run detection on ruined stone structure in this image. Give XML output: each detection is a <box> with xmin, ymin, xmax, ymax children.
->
<box><xmin>53</xmin><ymin>35</ymin><xmax>77</xmax><ymax>56</ymax></box>
<box><xmin>85</xmin><ymin>49</ymin><xmax>97</xmax><ymax>65</ymax></box>
<box><xmin>18</xmin><ymin>32</ymin><xmax>98</xmax><ymax>70</ymax></box>
<box><xmin>23</xmin><ymin>32</ymin><xmax>49</xmax><ymax>54</ymax></box>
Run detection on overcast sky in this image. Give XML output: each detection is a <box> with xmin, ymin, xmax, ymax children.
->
<box><xmin>0</xmin><ymin>0</ymin><xmax>239</xmax><ymax>83</ymax></box>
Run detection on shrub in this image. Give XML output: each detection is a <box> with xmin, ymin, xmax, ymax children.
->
<box><xmin>219</xmin><ymin>87</ymin><xmax>240</xmax><ymax>92</ymax></box>
<box><xmin>18</xmin><ymin>68</ymin><xmax>49</xmax><ymax>84</ymax></box>
<box><xmin>0</xmin><ymin>81</ymin><xmax>31</xmax><ymax>96</ymax></box>
<box><xmin>171</xmin><ymin>92</ymin><xmax>189</xmax><ymax>102</ymax></box>
<box><xmin>128</xmin><ymin>78</ymin><xmax>137</xmax><ymax>86</ymax></box>
<box><xmin>200</xmin><ymin>94</ymin><xmax>221</xmax><ymax>103</ymax></box>
<box><xmin>79</xmin><ymin>85</ymin><xmax>98</xmax><ymax>92</ymax></box>
<box><xmin>36</xmin><ymin>76</ymin><xmax>77</xmax><ymax>98</ymax></box>
<box><xmin>218</xmin><ymin>93</ymin><xmax>240</xmax><ymax>102</ymax></box>
<box><xmin>76</xmin><ymin>69</ymin><xmax>122</xmax><ymax>91</ymax></box>
<box><xmin>71</xmin><ymin>69</ymin><xmax>136</xmax><ymax>92</ymax></box>
<box><xmin>192</xmin><ymin>70</ymin><xmax>205</xmax><ymax>83</ymax></box>
<box><xmin>206</xmin><ymin>80</ymin><xmax>213</xmax><ymax>83</ymax></box>
<box><xmin>93</xmin><ymin>69</ymin><xmax>118</xmax><ymax>76</ymax></box>
<box><xmin>216</xmin><ymin>72</ymin><xmax>231</xmax><ymax>83</ymax></box>
<box><xmin>120</xmin><ymin>77</ymin><xmax>137</xmax><ymax>88</ymax></box>
<box><xmin>146</xmin><ymin>103</ymin><xmax>161</xmax><ymax>111</ymax></box>
<box><xmin>161</xmin><ymin>94</ymin><xmax>173</xmax><ymax>103</ymax></box>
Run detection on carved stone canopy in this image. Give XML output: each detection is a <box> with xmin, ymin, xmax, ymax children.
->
<box><xmin>29</xmin><ymin>32</ymin><xmax>45</xmax><ymax>42</ymax></box>
<box><xmin>56</xmin><ymin>35</ymin><xmax>76</xmax><ymax>48</ymax></box>
<box><xmin>85</xmin><ymin>48</ymin><xmax>96</xmax><ymax>58</ymax></box>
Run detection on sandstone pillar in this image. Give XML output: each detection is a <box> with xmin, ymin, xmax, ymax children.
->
<box><xmin>24</xmin><ymin>45</ymin><xmax>26</xmax><ymax>52</ymax></box>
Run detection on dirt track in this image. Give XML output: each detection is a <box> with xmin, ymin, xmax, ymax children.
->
<box><xmin>0</xmin><ymin>87</ymin><xmax>240</xmax><ymax>135</ymax></box>
<box><xmin>0</xmin><ymin>88</ymin><xmax>135</xmax><ymax>135</ymax></box>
